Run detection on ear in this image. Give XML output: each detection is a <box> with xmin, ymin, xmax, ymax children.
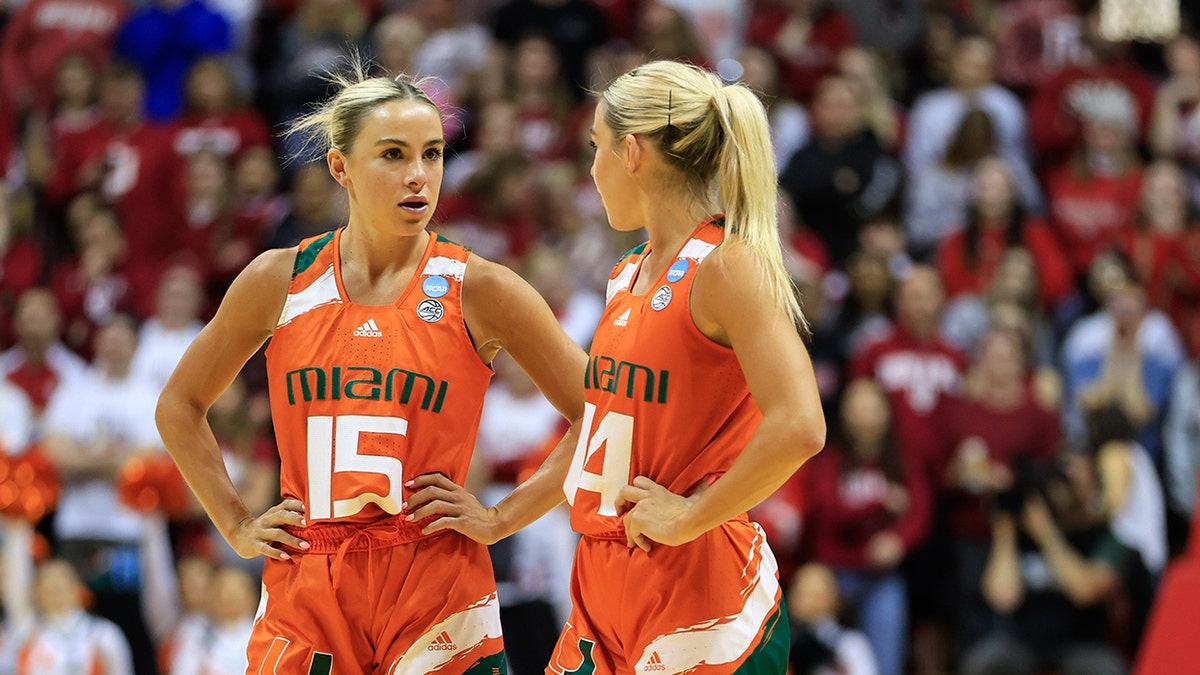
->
<box><xmin>327</xmin><ymin>149</ymin><xmax>350</xmax><ymax>188</ymax></box>
<box><xmin>622</xmin><ymin>134</ymin><xmax>643</xmax><ymax>176</ymax></box>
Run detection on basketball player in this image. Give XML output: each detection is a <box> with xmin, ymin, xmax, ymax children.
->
<box><xmin>408</xmin><ymin>61</ymin><xmax>826</xmax><ymax>673</ymax></box>
<box><xmin>155</xmin><ymin>62</ymin><xmax>587</xmax><ymax>674</ymax></box>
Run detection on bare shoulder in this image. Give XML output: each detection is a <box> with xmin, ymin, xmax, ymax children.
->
<box><xmin>462</xmin><ymin>253</ymin><xmax>524</xmax><ymax>297</ymax></box>
<box><xmin>216</xmin><ymin>247</ymin><xmax>298</xmax><ymax>338</ymax></box>
<box><xmin>691</xmin><ymin>242</ymin><xmax>770</xmax><ymax>332</ymax></box>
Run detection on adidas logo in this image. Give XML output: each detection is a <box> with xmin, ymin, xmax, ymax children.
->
<box><xmin>614</xmin><ymin>308</ymin><xmax>631</xmax><ymax>327</ymax></box>
<box><xmin>645</xmin><ymin>652</ymin><xmax>665</xmax><ymax>671</ymax></box>
<box><xmin>353</xmin><ymin>318</ymin><xmax>383</xmax><ymax>338</ymax></box>
<box><xmin>427</xmin><ymin>631</ymin><xmax>457</xmax><ymax>652</ymax></box>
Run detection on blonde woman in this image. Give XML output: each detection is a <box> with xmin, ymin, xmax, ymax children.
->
<box><xmin>411</xmin><ymin>60</ymin><xmax>827</xmax><ymax>673</ymax></box>
<box><xmin>155</xmin><ymin>62</ymin><xmax>587</xmax><ymax>674</ymax></box>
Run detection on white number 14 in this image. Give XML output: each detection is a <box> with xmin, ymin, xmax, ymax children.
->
<box><xmin>563</xmin><ymin>403</ymin><xmax>634</xmax><ymax>517</ymax></box>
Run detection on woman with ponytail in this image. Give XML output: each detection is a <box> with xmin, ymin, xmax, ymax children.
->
<box><xmin>414</xmin><ymin>59</ymin><xmax>827</xmax><ymax>673</ymax></box>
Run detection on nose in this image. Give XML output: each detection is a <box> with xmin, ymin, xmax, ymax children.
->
<box><xmin>405</xmin><ymin>161</ymin><xmax>427</xmax><ymax>191</ymax></box>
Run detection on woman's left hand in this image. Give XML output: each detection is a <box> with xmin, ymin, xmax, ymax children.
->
<box><xmin>617</xmin><ymin>476</ymin><xmax>705</xmax><ymax>551</ymax></box>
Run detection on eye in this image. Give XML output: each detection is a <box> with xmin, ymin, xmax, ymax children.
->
<box><xmin>381</xmin><ymin>148</ymin><xmax>401</xmax><ymax>160</ymax></box>
<box><xmin>588</xmin><ymin>140</ymin><xmax>597</xmax><ymax>151</ymax></box>
<box><xmin>423</xmin><ymin>147</ymin><xmax>444</xmax><ymax>161</ymax></box>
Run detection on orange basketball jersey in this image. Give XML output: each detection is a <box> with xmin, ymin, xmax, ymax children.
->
<box><xmin>563</xmin><ymin>216</ymin><xmax>762</xmax><ymax>538</ymax></box>
<box><xmin>266</xmin><ymin>228</ymin><xmax>493</xmax><ymax>525</ymax></box>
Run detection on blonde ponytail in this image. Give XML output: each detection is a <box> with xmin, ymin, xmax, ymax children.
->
<box><xmin>602</xmin><ymin>60</ymin><xmax>807</xmax><ymax>330</ymax></box>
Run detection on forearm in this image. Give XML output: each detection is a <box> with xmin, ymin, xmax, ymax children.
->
<box><xmin>679</xmin><ymin>413</ymin><xmax>822</xmax><ymax>537</ymax></box>
<box><xmin>1036</xmin><ymin>531</ymin><xmax>1106</xmax><ymax>606</ymax></box>
<box><xmin>981</xmin><ymin>523</ymin><xmax>1023</xmax><ymax>612</ymax></box>
<box><xmin>490</xmin><ymin>420</ymin><xmax>580</xmax><ymax>541</ymax></box>
<box><xmin>155</xmin><ymin>396</ymin><xmax>252</xmax><ymax>540</ymax></box>
<box><xmin>41</xmin><ymin>435</ymin><xmax>119</xmax><ymax>478</ymax></box>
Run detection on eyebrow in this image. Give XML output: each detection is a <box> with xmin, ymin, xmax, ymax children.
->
<box><xmin>374</xmin><ymin>138</ymin><xmax>445</xmax><ymax>147</ymax></box>
<box><xmin>588</xmin><ymin>128</ymin><xmax>596</xmax><ymax>137</ymax></box>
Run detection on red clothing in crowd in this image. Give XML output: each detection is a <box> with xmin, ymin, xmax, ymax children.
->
<box><xmin>169</xmin><ymin>109</ymin><xmax>273</xmax><ymax>161</ymax></box>
<box><xmin>936</xmin><ymin>218</ymin><xmax>1075</xmax><ymax>306</ymax></box>
<box><xmin>749</xmin><ymin>471</ymin><xmax>806</xmax><ymax>581</ymax></box>
<box><xmin>0</xmin><ymin>237</ymin><xmax>45</xmax><ymax>347</ymax></box>
<box><xmin>993</xmin><ymin>0</ymin><xmax>1085</xmax><ymax>90</ymax></box>
<box><xmin>746</xmin><ymin>2</ymin><xmax>857</xmax><ymax>102</ymax></box>
<box><xmin>934</xmin><ymin>394</ymin><xmax>1061</xmax><ymax>540</ymax></box>
<box><xmin>0</xmin><ymin>0</ymin><xmax>127</xmax><ymax>113</ymax></box>
<box><xmin>1027</xmin><ymin>62</ymin><xmax>1157</xmax><ymax>164</ymax></box>
<box><xmin>848</xmin><ymin>327</ymin><xmax>968</xmax><ymax>473</ymax></box>
<box><xmin>802</xmin><ymin>444</ymin><xmax>932</xmax><ymax>570</ymax></box>
<box><xmin>44</xmin><ymin>120</ymin><xmax>183</xmax><ymax>264</ymax></box>
<box><xmin>1046</xmin><ymin>163</ymin><xmax>1143</xmax><ymax>274</ymax></box>
<box><xmin>50</xmin><ymin>256</ymin><xmax>160</xmax><ymax>355</ymax></box>
<box><xmin>1123</xmin><ymin>228</ymin><xmax>1200</xmax><ymax>350</ymax></box>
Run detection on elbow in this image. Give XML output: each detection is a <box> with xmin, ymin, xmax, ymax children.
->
<box><xmin>784</xmin><ymin>415</ymin><xmax>826</xmax><ymax>464</ymax></box>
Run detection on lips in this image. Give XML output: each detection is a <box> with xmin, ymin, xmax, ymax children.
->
<box><xmin>399</xmin><ymin>195</ymin><xmax>428</xmax><ymax>213</ymax></box>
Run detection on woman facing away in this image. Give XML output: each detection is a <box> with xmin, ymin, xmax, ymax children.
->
<box><xmin>407</xmin><ymin>59</ymin><xmax>827</xmax><ymax>673</ymax></box>
<box><xmin>154</xmin><ymin>60</ymin><xmax>588</xmax><ymax>674</ymax></box>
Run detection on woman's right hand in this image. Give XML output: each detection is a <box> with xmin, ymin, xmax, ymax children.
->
<box><xmin>227</xmin><ymin>499</ymin><xmax>309</xmax><ymax>561</ymax></box>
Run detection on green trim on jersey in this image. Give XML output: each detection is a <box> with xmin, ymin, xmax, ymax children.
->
<box><xmin>463</xmin><ymin>650</ymin><xmax>508</xmax><ymax>675</ymax></box>
<box><xmin>617</xmin><ymin>242</ymin><xmax>649</xmax><ymax>263</ymax></box>
<box><xmin>732</xmin><ymin>598</ymin><xmax>790</xmax><ymax>675</ymax></box>
<box><xmin>292</xmin><ymin>229</ymin><xmax>337</xmax><ymax>279</ymax></box>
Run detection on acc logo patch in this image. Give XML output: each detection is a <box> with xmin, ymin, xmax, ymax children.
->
<box><xmin>417</xmin><ymin>299</ymin><xmax>444</xmax><ymax>322</ymax></box>
<box><xmin>422</xmin><ymin>275</ymin><xmax>449</xmax><ymax>298</ymax></box>
<box><xmin>651</xmin><ymin>285</ymin><xmax>672</xmax><ymax>311</ymax></box>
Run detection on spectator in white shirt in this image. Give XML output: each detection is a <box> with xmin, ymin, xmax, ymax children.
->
<box><xmin>15</xmin><ymin>559</ymin><xmax>133</xmax><ymax>675</ymax></box>
<box><xmin>130</xmin><ymin>264</ymin><xmax>204</xmax><ymax>393</ymax></box>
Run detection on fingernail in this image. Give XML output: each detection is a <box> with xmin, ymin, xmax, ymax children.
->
<box><xmin>280</xmin><ymin>552</ymin><xmax>290</xmax><ymax>561</ymax></box>
<box><xmin>404</xmin><ymin>480</ymin><xmax>414</xmax><ymax>487</ymax></box>
<box><xmin>300</xmin><ymin>541</ymin><xmax>310</xmax><ymax>550</ymax></box>
<box><xmin>404</xmin><ymin>513</ymin><xmax>414</xmax><ymax>521</ymax></box>
<box><xmin>401</xmin><ymin>501</ymin><xmax>408</xmax><ymax>511</ymax></box>
<box><xmin>300</xmin><ymin>519</ymin><xmax>307</xmax><ymax>527</ymax></box>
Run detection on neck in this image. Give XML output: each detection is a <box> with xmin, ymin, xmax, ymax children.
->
<box><xmin>641</xmin><ymin>192</ymin><xmax>705</xmax><ymax>262</ymax></box>
<box><xmin>340</xmin><ymin>222</ymin><xmax>428</xmax><ymax>278</ymax></box>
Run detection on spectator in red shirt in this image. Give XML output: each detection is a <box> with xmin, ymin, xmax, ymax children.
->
<box><xmin>1045</xmin><ymin>86</ymin><xmax>1143</xmax><ymax>276</ymax></box>
<box><xmin>1027</xmin><ymin>7</ymin><xmax>1156</xmax><ymax>166</ymax></box>
<box><xmin>935</xmin><ymin>327</ymin><xmax>1063</xmax><ymax>649</ymax></box>
<box><xmin>1122</xmin><ymin>160</ymin><xmax>1200</xmax><ymax>327</ymax></box>
<box><xmin>746</xmin><ymin>0</ymin><xmax>857</xmax><ymax>102</ymax></box>
<box><xmin>171</xmin><ymin>149</ymin><xmax>232</xmax><ymax>277</ymax></box>
<box><xmin>44</xmin><ymin>63</ymin><xmax>182</xmax><ymax>267</ymax></box>
<box><xmin>49</xmin><ymin>208</ymin><xmax>159</xmax><ymax>356</ymax></box>
<box><xmin>937</xmin><ymin>156</ymin><xmax>1074</xmax><ymax>309</ymax></box>
<box><xmin>848</xmin><ymin>265</ymin><xmax>968</xmax><ymax>476</ymax></box>
<box><xmin>804</xmin><ymin>379</ymin><xmax>932</xmax><ymax>675</ymax></box>
<box><xmin>170</xmin><ymin>57</ymin><xmax>273</xmax><ymax>161</ymax></box>
<box><xmin>0</xmin><ymin>0</ymin><xmax>127</xmax><ymax>116</ymax></box>
<box><xmin>22</xmin><ymin>52</ymin><xmax>103</xmax><ymax>190</ymax></box>
<box><xmin>0</xmin><ymin>189</ymin><xmax>44</xmax><ymax>348</ymax></box>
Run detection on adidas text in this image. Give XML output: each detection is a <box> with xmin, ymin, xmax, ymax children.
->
<box><xmin>354</xmin><ymin>319</ymin><xmax>383</xmax><ymax>338</ymax></box>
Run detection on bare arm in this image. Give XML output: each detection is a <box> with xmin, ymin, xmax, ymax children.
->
<box><xmin>407</xmin><ymin>256</ymin><xmax>588</xmax><ymax>543</ymax></box>
<box><xmin>981</xmin><ymin>514</ymin><xmax>1024</xmax><ymax>613</ymax></box>
<box><xmin>1096</xmin><ymin>442</ymin><xmax>1133</xmax><ymax>518</ymax></box>
<box><xmin>621</xmin><ymin>243</ymin><xmax>826</xmax><ymax>548</ymax></box>
<box><xmin>155</xmin><ymin>249</ymin><xmax>307</xmax><ymax>560</ymax></box>
<box><xmin>1022</xmin><ymin>496</ymin><xmax>1119</xmax><ymax>607</ymax></box>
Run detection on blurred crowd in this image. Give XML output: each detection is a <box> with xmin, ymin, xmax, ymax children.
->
<box><xmin>1</xmin><ymin>0</ymin><xmax>1200</xmax><ymax>673</ymax></box>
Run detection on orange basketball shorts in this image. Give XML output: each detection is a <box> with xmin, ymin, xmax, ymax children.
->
<box><xmin>547</xmin><ymin>519</ymin><xmax>788</xmax><ymax>675</ymax></box>
<box><xmin>246</xmin><ymin>516</ymin><xmax>506</xmax><ymax>675</ymax></box>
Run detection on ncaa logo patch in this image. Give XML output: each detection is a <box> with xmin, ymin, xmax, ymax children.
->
<box><xmin>422</xmin><ymin>275</ymin><xmax>449</xmax><ymax>298</ymax></box>
<box><xmin>417</xmin><ymin>299</ymin><xmax>444</xmax><ymax>322</ymax></box>
<box><xmin>651</xmin><ymin>285</ymin><xmax>672</xmax><ymax>311</ymax></box>
<box><xmin>666</xmin><ymin>259</ymin><xmax>688</xmax><ymax>283</ymax></box>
